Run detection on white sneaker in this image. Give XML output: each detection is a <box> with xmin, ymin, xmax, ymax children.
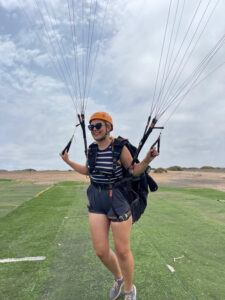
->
<box><xmin>124</xmin><ymin>284</ymin><xmax>136</xmax><ymax>300</ymax></box>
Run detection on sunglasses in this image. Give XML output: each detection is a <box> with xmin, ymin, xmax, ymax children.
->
<box><xmin>88</xmin><ymin>122</ymin><xmax>104</xmax><ymax>131</ymax></box>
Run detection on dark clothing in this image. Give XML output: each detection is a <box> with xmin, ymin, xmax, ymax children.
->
<box><xmin>87</xmin><ymin>183</ymin><xmax>131</xmax><ymax>222</ymax></box>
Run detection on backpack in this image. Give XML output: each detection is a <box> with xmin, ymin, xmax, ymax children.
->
<box><xmin>88</xmin><ymin>136</ymin><xmax>158</xmax><ymax>223</ymax></box>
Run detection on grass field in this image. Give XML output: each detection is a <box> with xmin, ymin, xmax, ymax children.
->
<box><xmin>0</xmin><ymin>179</ymin><xmax>225</xmax><ymax>300</ymax></box>
<box><xmin>0</xmin><ymin>179</ymin><xmax>50</xmax><ymax>218</ymax></box>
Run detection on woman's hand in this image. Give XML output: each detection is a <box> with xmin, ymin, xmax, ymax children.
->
<box><xmin>60</xmin><ymin>151</ymin><xmax>70</xmax><ymax>163</ymax></box>
<box><xmin>144</xmin><ymin>146</ymin><xmax>159</xmax><ymax>164</ymax></box>
<box><xmin>120</xmin><ymin>145</ymin><xmax>159</xmax><ymax>176</ymax></box>
<box><xmin>59</xmin><ymin>152</ymin><xmax>88</xmax><ymax>175</ymax></box>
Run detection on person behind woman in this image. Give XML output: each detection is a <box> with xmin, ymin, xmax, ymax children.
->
<box><xmin>60</xmin><ymin>112</ymin><xmax>158</xmax><ymax>300</ymax></box>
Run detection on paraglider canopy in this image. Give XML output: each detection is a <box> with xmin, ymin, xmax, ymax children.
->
<box><xmin>2</xmin><ymin>0</ymin><xmax>224</xmax><ymax>164</ymax></box>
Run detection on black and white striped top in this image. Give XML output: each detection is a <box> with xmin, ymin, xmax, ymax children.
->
<box><xmin>90</xmin><ymin>143</ymin><xmax>124</xmax><ymax>184</ymax></box>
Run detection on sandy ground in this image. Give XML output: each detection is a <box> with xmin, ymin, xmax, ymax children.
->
<box><xmin>0</xmin><ymin>169</ymin><xmax>224</xmax><ymax>192</ymax></box>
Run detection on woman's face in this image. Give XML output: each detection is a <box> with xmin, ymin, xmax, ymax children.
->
<box><xmin>90</xmin><ymin>119</ymin><xmax>109</xmax><ymax>141</ymax></box>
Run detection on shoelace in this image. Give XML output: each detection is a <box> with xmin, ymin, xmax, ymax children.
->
<box><xmin>113</xmin><ymin>280</ymin><xmax>119</xmax><ymax>288</ymax></box>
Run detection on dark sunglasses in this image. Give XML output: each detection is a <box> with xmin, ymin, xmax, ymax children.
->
<box><xmin>88</xmin><ymin>122</ymin><xmax>104</xmax><ymax>131</ymax></box>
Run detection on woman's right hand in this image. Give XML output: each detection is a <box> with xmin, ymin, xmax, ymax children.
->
<box><xmin>60</xmin><ymin>151</ymin><xmax>69</xmax><ymax>163</ymax></box>
<box><xmin>59</xmin><ymin>152</ymin><xmax>88</xmax><ymax>175</ymax></box>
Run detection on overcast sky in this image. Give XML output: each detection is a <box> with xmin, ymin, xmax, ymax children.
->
<box><xmin>0</xmin><ymin>0</ymin><xmax>225</xmax><ymax>171</ymax></box>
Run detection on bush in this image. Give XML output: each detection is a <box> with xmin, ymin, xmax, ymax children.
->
<box><xmin>200</xmin><ymin>166</ymin><xmax>220</xmax><ymax>170</ymax></box>
<box><xmin>153</xmin><ymin>168</ymin><xmax>167</xmax><ymax>173</ymax></box>
<box><xmin>167</xmin><ymin>166</ymin><xmax>184</xmax><ymax>171</ymax></box>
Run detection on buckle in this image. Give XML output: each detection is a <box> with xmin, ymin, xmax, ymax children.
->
<box><xmin>118</xmin><ymin>213</ymin><xmax>129</xmax><ymax>221</ymax></box>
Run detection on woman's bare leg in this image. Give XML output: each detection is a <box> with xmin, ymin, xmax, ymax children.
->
<box><xmin>89</xmin><ymin>213</ymin><xmax>122</xmax><ymax>279</ymax></box>
<box><xmin>111</xmin><ymin>216</ymin><xmax>134</xmax><ymax>292</ymax></box>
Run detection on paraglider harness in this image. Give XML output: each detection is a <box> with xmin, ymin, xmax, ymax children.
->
<box><xmin>88</xmin><ymin>136</ymin><xmax>158</xmax><ymax>223</ymax></box>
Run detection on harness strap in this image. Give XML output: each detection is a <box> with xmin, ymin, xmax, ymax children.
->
<box><xmin>108</xmin><ymin>210</ymin><xmax>132</xmax><ymax>222</ymax></box>
<box><xmin>91</xmin><ymin>181</ymin><xmax>115</xmax><ymax>190</ymax></box>
<box><xmin>88</xmin><ymin>138</ymin><xmax>125</xmax><ymax>176</ymax></box>
<box><xmin>112</xmin><ymin>141</ymin><xmax>124</xmax><ymax>174</ymax></box>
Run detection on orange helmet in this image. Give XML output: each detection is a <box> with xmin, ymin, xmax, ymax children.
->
<box><xmin>89</xmin><ymin>112</ymin><xmax>113</xmax><ymax>131</ymax></box>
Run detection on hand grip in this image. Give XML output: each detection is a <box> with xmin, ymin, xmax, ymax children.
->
<box><xmin>62</xmin><ymin>139</ymin><xmax>72</xmax><ymax>155</ymax></box>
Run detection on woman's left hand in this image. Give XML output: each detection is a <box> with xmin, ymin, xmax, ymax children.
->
<box><xmin>145</xmin><ymin>146</ymin><xmax>159</xmax><ymax>163</ymax></box>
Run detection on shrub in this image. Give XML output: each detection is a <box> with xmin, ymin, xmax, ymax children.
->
<box><xmin>153</xmin><ymin>168</ymin><xmax>167</xmax><ymax>173</ymax></box>
<box><xmin>167</xmin><ymin>166</ymin><xmax>184</xmax><ymax>171</ymax></box>
<box><xmin>200</xmin><ymin>166</ymin><xmax>219</xmax><ymax>170</ymax></box>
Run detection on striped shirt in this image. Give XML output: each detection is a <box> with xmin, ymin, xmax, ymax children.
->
<box><xmin>90</xmin><ymin>143</ymin><xmax>124</xmax><ymax>184</ymax></box>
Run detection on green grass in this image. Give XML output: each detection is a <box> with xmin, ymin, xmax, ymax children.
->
<box><xmin>136</xmin><ymin>187</ymin><xmax>225</xmax><ymax>299</ymax></box>
<box><xmin>0</xmin><ymin>181</ymin><xmax>225</xmax><ymax>299</ymax></box>
<box><xmin>0</xmin><ymin>179</ymin><xmax>50</xmax><ymax>217</ymax></box>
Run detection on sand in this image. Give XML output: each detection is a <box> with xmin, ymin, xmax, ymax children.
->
<box><xmin>0</xmin><ymin>169</ymin><xmax>224</xmax><ymax>192</ymax></box>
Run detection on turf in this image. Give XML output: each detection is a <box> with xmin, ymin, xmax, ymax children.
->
<box><xmin>0</xmin><ymin>181</ymin><xmax>225</xmax><ymax>299</ymax></box>
<box><xmin>136</xmin><ymin>187</ymin><xmax>225</xmax><ymax>299</ymax></box>
<box><xmin>0</xmin><ymin>179</ymin><xmax>50</xmax><ymax>217</ymax></box>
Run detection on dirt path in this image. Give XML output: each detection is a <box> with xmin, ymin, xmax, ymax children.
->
<box><xmin>0</xmin><ymin>169</ymin><xmax>224</xmax><ymax>191</ymax></box>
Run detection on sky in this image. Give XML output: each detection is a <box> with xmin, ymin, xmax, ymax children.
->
<box><xmin>0</xmin><ymin>0</ymin><xmax>225</xmax><ymax>171</ymax></box>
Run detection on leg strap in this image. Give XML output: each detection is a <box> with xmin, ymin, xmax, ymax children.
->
<box><xmin>108</xmin><ymin>210</ymin><xmax>132</xmax><ymax>222</ymax></box>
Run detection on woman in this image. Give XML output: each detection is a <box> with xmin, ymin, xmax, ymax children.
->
<box><xmin>60</xmin><ymin>112</ymin><xmax>159</xmax><ymax>300</ymax></box>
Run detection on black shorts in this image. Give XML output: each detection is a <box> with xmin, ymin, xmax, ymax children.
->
<box><xmin>86</xmin><ymin>183</ymin><xmax>131</xmax><ymax>222</ymax></box>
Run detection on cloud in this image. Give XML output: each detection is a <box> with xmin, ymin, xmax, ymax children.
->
<box><xmin>0</xmin><ymin>0</ymin><xmax>225</xmax><ymax>170</ymax></box>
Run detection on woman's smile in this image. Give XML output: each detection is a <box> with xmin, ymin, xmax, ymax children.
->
<box><xmin>92</xmin><ymin>130</ymin><xmax>102</xmax><ymax>137</ymax></box>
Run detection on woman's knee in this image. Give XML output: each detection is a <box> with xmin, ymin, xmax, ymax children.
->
<box><xmin>115</xmin><ymin>246</ymin><xmax>131</xmax><ymax>261</ymax></box>
<box><xmin>94</xmin><ymin>247</ymin><xmax>110</xmax><ymax>260</ymax></box>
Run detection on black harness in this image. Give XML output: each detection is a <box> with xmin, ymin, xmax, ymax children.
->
<box><xmin>87</xmin><ymin>137</ymin><xmax>158</xmax><ymax>223</ymax></box>
<box><xmin>87</xmin><ymin>138</ymin><xmax>130</xmax><ymax>221</ymax></box>
<box><xmin>87</xmin><ymin>139</ymin><xmax>124</xmax><ymax>178</ymax></box>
